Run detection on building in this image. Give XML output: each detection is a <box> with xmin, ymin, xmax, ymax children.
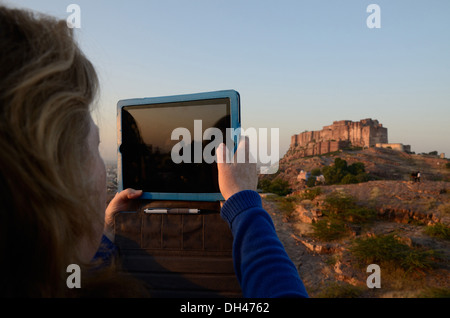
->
<box><xmin>290</xmin><ymin>118</ymin><xmax>388</xmax><ymax>157</ymax></box>
<box><xmin>375</xmin><ymin>143</ymin><xmax>411</xmax><ymax>153</ymax></box>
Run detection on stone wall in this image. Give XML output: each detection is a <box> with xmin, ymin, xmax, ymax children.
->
<box><xmin>376</xmin><ymin>143</ymin><xmax>411</xmax><ymax>152</ymax></box>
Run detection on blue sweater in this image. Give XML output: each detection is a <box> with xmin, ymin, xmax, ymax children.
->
<box><xmin>220</xmin><ymin>190</ymin><xmax>308</xmax><ymax>298</ymax></box>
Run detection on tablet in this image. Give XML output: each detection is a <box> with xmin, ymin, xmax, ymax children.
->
<box><xmin>117</xmin><ymin>90</ymin><xmax>241</xmax><ymax>201</ymax></box>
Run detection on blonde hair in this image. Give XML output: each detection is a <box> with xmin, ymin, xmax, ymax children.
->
<box><xmin>0</xmin><ymin>6</ymin><xmax>104</xmax><ymax>296</ymax></box>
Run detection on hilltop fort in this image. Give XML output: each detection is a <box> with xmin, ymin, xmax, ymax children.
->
<box><xmin>290</xmin><ymin>118</ymin><xmax>410</xmax><ymax>157</ymax></box>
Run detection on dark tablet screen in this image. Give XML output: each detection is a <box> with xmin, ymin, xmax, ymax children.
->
<box><xmin>120</xmin><ymin>98</ymin><xmax>230</xmax><ymax>193</ymax></box>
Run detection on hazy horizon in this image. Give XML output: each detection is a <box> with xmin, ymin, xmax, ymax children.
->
<box><xmin>5</xmin><ymin>0</ymin><xmax>450</xmax><ymax>162</ymax></box>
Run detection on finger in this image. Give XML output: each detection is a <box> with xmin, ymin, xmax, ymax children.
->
<box><xmin>235</xmin><ymin>136</ymin><xmax>250</xmax><ymax>163</ymax></box>
<box><xmin>128</xmin><ymin>190</ymin><xmax>143</xmax><ymax>199</ymax></box>
<box><xmin>243</xmin><ymin>135</ymin><xmax>250</xmax><ymax>163</ymax></box>
<box><xmin>126</xmin><ymin>189</ymin><xmax>143</xmax><ymax>199</ymax></box>
<box><xmin>216</xmin><ymin>143</ymin><xmax>227</xmax><ymax>164</ymax></box>
<box><xmin>116</xmin><ymin>188</ymin><xmax>142</xmax><ymax>200</ymax></box>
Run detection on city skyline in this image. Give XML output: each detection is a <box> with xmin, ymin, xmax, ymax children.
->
<box><xmin>5</xmin><ymin>0</ymin><xmax>450</xmax><ymax>161</ymax></box>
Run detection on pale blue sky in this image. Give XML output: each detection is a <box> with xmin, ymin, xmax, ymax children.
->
<box><xmin>4</xmin><ymin>0</ymin><xmax>450</xmax><ymax>160</ymax></box>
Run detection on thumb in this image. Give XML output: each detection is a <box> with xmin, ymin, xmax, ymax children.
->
<box><xmin>216</xmin><ymin>143</ymin><xmax>228</xmax><ymax>164</ymax></box>
<box><xmin>118</xmin><ymin>188</ymin><xmax>143</xmax><ymax>200</ymax></box>
<box><xmin>127</xmin><ymin>189</ymin><xmax>143</xmax><ymax>199</ymax></box>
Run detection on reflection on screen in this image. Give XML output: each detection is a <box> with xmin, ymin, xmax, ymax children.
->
<box><xmin>121</xmin><ymin>99</ymin><xmax>230</xmax><ymax>193</ymax></box>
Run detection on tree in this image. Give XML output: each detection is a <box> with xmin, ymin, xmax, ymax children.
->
<box><xmin>258</xmin><ymin>179</ymin><xmax>272</xmax><ymax>192</ymax></box>
<box><xmin>323</xmin><ymin>158</ymin><xmax>347</xmax><ymax>185</ymax></box>
<box><xmin>323</xmin><ymin>158</ymin><xmax>371</xmax><ymax>185</ymax></box>
<box><xmin>341</xmin><ymin>174</ymin><xmax>359</xmax><ymax>184</ymax></box>
<box><xmin>334</xmin><ymin>158</ymin><xmax>348</xmax><ymax>171</ymax></box>
<box><xmin>348</xmin><ymin>162</ymin><xmax>365</xmax><ymax>175</ymax></box>
<box><xmin>258</xmin><ymin>177</ymin><xmax>291</xmax><ymax>196</ymax></box>
<box><xmin>306</xmin><ymin>177</ymin><xmax>316</xmax><ymax>188</ymax></box>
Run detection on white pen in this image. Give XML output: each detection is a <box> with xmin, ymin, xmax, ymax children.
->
<box><xmin>144</xmin><ymin>208</ymin><xmax>200</xmax><ymax>214</ymax></box>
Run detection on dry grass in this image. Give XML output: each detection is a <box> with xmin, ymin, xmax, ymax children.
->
<box><xmin>438</xmin><ymin>202</ymin><xmax>450</xmax><ymax>215</ymax></box>
<box><xmin>424</xmin><ymin>223</ymin><xmax>450</xmax><ymax>240</ymax></box>
<box><xmin>315</xmin><ymin>281</ymin><xmax>365</xmax><ymax>298</ymax></box>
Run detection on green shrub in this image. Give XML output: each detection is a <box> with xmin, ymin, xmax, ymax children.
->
<box><xmin>270</xmin><ymin>178</ymin><xmax>291</xmax><ymax>196</ymax></box>
<box><xmin>400</xmin><ymin>249</ymin><xmax>438</xmax><ymax>274</ymax></box>
<box><xmin>324</xmin><ymin>192</ymin><xmax>356</xmax><ymax>213</ymax></box>
<box><xmin>424</xmin><ymin>223</ymin><xmax>450</xmax><ymax>240</ymax></box>
<box><xmin>277</xmin><ymin>196</ymin><xmax>296</xmax><ymax>218</ymax></box>
<box><xmin>311</xmin><ymin>168</ymin><xmax>322</xmax><ymax>176</ymax></box>
<box><xmin>323</xmin><ymin>158</ymin><xmax>348</xmax><ymax>185</ymax></box>
<box><xmin>350</xmin><ymin>234</ymin><xmax>439</xmax><ymax>274</ymax></box>
<box><xmin>351</xmin><ymin>234</ymin><xmax>403</xmax><ymax>264</ymax></box>
<box><xmin>446</xmin><ymin>162</ymin><xmax>450</xmax><ymax>169</ymax></box>
<box><xmin>324</xmin><ymin>192</ymin><xmax>377</xmax><ymax>224</ymax></box>
<box><xmin>264</xmin><ymin>195</ymin><xmax>298</xmax><ymax>217</ymax></box>
<box><xmin>340</xmin><ymin>172</ymin><xmax>370</xmax><ymax>184</ymax></box>
<box><xmin>300</xmin><ymin>187</ymin><xmax>323</xmax><ymax>201</ymax></box>
<box><xmin>355</xmin><ymin>172</ymin><xmax>371</xmax><ymax>183</ymax></box>
<box><xmin>347</xmin><ymin>162</ymin><xmax>365</xmax><ymax>175</ymax></box>
<box><xmin>341</xmin><ymin>174</ymin><xmax>358</xmax><ymax>184</ymax></box>
<box><xmin>322</xmin><ymin>158</ymin><xmax>371</xmax><ymax>185</ymax></box>
<box><xmin>306</xmin><ymin>176</ymin><xmax>317</xmax><ymax>187</ymax></box>
<box><xmin>258</xmin><ymin>179</ymin><xmax>272</xmax><ymax>192</ymax></box>
<box><xmin>312</xmin><ymin>219</ymin><xmax>348</xmax><ymax>241</ymax></box>
<box><xmin>344</xmin><ymin>207</ymin><xmax>377</xmax><ymax>224</ymax></box>
<box><xmin>258</xmin><ymin>177</ymin><xmax>291</xmax><ymax>196</ymax></box>
<box><xmin>314</xmin><ymin>192</ymin><xmax>376</xmax><ymax>242</ymax></box>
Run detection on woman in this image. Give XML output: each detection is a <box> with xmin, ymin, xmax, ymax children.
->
<box><xmin>0</xmin><ymin>5</ymin><xmax>307</xmax><ymax>298</ymax></box>
<box><xmin>0</xmin><ymin>5</ymin><xmax>128</xmax><ymax>296</ymax></box>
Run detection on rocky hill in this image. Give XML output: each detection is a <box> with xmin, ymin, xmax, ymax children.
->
<box><xmin>263</xmin><ymin>179</ymin><xmax>450</xmax><ymax>298</ymax></box>
<box><xmin>275</xmin><ymin>146</ymin><xmax>450</xmax><ymax>193</ymax></box>
<box><xmin>260</xmin><ymin>147</ymin><xmax>450</xmax><ymax>298</ymax></box>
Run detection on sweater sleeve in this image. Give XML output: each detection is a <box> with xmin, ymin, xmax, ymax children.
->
<box><xmin>91</xmin><ymin>234</ymin><xmax>118</xmax><ymax>268</ymax></box>
<box><xmin>221</xmin><ymin>190</ymin><xmax>308</xmax><ymax>298</ymax></box>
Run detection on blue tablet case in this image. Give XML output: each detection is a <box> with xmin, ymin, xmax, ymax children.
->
<box><xmin>117</xmin><ymin>90</ymin><xmax>241</xmax><ymax>201</ymax></box>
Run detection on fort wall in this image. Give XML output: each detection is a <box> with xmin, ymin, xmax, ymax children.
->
<box><xmin>290</xmin><ymin>118</ymin><xmax>389</xmax><ymax>156</ymax></box>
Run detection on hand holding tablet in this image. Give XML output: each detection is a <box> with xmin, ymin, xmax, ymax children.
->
<box><xmin>216</xmin><ymin>138</ymin><xmax>258</xmax><ymax>201</ymax></box>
